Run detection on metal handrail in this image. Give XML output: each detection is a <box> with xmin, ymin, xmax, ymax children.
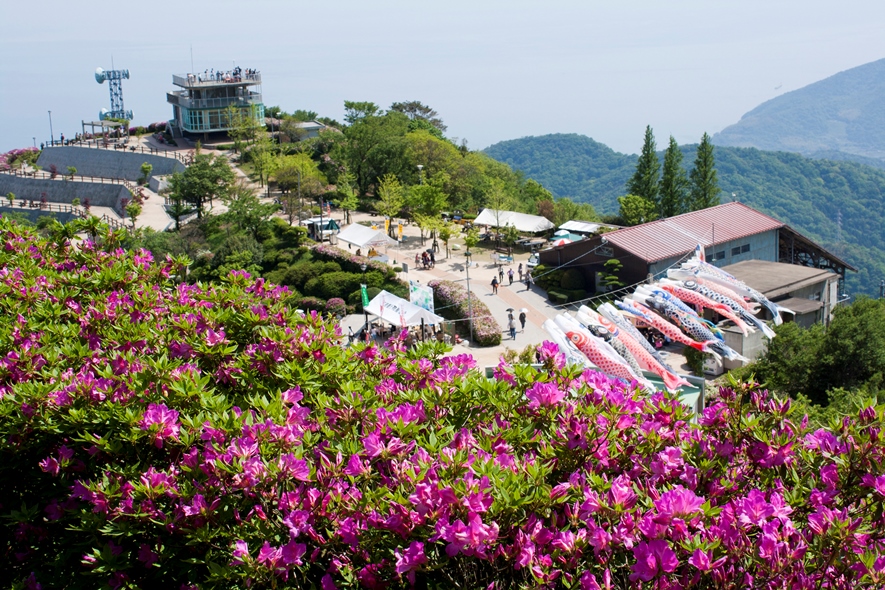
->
<box><xmin>167</xmin><ymin>92</ymin><xmax>261</xmax><ymax>110</ymax></box>
<box><xmin>173</xmin><ymin>73</ymin><xmax>261</xmax><ymax>87</ymax></box>
<box><xmin>0</xmin><ymin>167</ymin><xmax>138</xmax><ymax>187</ymax></box>
<box><xmin>39</xmin><ymin>140</ymin><xmax>192</xmax><ymax>164</ymax></box>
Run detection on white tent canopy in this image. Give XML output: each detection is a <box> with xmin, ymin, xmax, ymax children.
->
<box><xmin>473</xmin><ymin>209</ymin><xmax>554</xmax><ymax>233</ymax></box>
<box><xmin>336</xmin><ymin>223</ymin><xmax>398</xmax><ymax>249</ymax></box>
<box><xmin>365</xmin><ymin>290</ymin><xmax>444</xmax><ymax>327</ymax></box>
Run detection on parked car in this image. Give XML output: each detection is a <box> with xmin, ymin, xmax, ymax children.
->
<box><xmin>527</xmin><ymin>253</ymin><xmax>540</xmax><ymax>268</ymax></box>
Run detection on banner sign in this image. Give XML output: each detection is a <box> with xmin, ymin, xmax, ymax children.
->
<box><xmin>409</xmin><ymin>281</ymin><xmax>434</xmax><ymax>314</ymax></box>
<box><xmin>360</xmin><ymin>284</ymin><xmax>369</xmax><ymax>308</ymax></box>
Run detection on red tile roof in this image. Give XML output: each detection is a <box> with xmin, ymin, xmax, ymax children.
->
<box><xmin>603</xmin><ymin>202</ymin><xmax>785</xmax><ymax>263</ymax></box>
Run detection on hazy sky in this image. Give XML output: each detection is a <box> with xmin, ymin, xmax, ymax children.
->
<box><xmin>2</xmin><ymin>1</ymin><xmax>885</xmax><ymax>155</ymax></box>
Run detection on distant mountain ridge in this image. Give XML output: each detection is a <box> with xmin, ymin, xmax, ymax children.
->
<box><xmin>712</xmin><ymin>58</ymin><xmax>885</xmax><ymax>165</ymax></box>
<box><xmin>484</xmin><ymin>133</ymin><xmax>885</xmax><ymax>297</ymax></box>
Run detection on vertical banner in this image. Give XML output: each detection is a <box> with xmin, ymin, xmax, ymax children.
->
<box><xmin>398</xmin><ymin>223</ymin><xmax>403</xmax><ymax>239</ymax></box>
<box><xmin>384</xmin><ymin>219</ymin><xmax>390</xmax><ymax>234</ymax></box>
<box><xmin>360</xmin><ymin>284</ymin><xmax>369</xmax><ymax>308</ymax></box>
<box><xmin>409</xmin><ymin>280</ymin><xmax>435</xmax><ymax>314</ymax></box>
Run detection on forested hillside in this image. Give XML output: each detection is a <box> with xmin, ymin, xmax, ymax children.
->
<box><xmin>713</xmin><ymin>57</ymin><xmax>885</xmax><ymax>164</ymax></box>
<box><xmin>485</xmin><ymin>134</ymin><xmax>885</xmax><ymax>297</ymax></box>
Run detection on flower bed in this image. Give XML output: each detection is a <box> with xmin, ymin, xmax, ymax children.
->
<box><xmin>0</xmin><ymin>217</ymin><xmax>884</xmax><ymax>589</ymax></box>
<box><xmin>312</xmin><ymin>243</ymin><xmax>404</xmax><ymax>283</ymax></box>
<box><xmin>429</xmin><ymin>279</ymin><xmax>502</xmax><ymax>346</ymax></box>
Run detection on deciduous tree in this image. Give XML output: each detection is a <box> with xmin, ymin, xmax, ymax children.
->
<box><xmin>375</xmin><ymin>174</ymin><xmax>404</xmax><ymax>236</ymax></box>
<box><xmin>389</xmin><ymin>100</ymin><xmax>447</xmax><ymax>133</ymax></box>
<box><xmin>168</xmin><ymin>149</ymin><xmax>235</xmax><ymax>220</ymax></box>
<box><xmin>617</xmin><ymin>194</ymin><xmax>658</xmax><ymax>226</ymax></box>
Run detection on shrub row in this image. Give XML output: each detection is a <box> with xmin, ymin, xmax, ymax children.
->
<box><xmin>428</xmin><ymin>279</ymin><xmax>502</xmax><ymax>346</ymax></box>
<box><xmin>0</xmin><ymin>218</ymin><xmax>884</xmax><ymax>589</ymax></box>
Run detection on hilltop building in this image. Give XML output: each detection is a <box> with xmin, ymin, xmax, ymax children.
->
<box><xmin>539</xmin><ymin>202</ymin><xmax>855</xmax><ymax>325</ymax></box>
<box><xmin>166</xmin><ymin>67</ymin><xmax>265</xmax><ymax>140</ymax></box>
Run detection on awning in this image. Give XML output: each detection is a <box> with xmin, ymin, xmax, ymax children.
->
<box><xmin>473</xmin><ymin>209</ymin><xmax>555</xmax><ymax>233</ymax></box>
<box><xmin>774</xmin><ymin>297</ymin><xmax>823</xmax><ymax>315</ymax></box>
<box><xmin>365</xmin><ymin>290</ymin><xmax>444</xmax><ymax>327</ymax></box>
<box><xmin>336</xmin><ymin>223</ymin><xmax>398</xmax><ymax>249</ymax></box>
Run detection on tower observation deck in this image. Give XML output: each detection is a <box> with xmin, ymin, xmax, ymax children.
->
<box><xmin>166</xmin><ymin>66</ymin><xmax>265</xmax><ymax>137</ymax></box>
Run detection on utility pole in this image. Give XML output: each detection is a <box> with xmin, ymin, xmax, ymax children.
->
<box><xmin>48</xmin><ymin>111</ymin><xmax>54</xmax><ymax>146</ymax></box>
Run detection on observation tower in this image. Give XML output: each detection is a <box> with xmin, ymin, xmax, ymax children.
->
<box><xmin>166</xmin><ymin>66</ymin><xmax>265</xmax><ymax>140</ymax></box>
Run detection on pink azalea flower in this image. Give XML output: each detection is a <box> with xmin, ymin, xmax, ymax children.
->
<box><xmin>139</xmin><ymin>403</ymin><xmax>180</xmax><ymax>448</ymax></box>
<box><xmin>655</xmin><ymin>486</ymin><xmax>705</xmax><ymax>519</ymax></box>
<box><xmin>204</xmin><ymin>328</ymin><xmax>226</xmax><ymax>346</ymax></box>
<box><xmin>395</xmin><ymin>541</ymin><xmax>428</xmax><ymax>584</ymax></box>
<box><xmin>278</xmin><ymin>454</ymin><xmax>311</xmax><ymax>481</ymax></box>
<box><xmin>630</xmin><ymin>539</ymin><xmax>678</xmax><ymax>581</ymax></box>
<box><xmin>280</xmin><ymin>541</ymin><xmax>306</xmax><ymax>566</ymax></box>
<box><xmin>138</xmin><ymin>544</ymin><xmax>159</xmax><ymax>566</ymax></box>
<box><xmin>231</xmin><ymin>540</ymin><xmax>249</xmax><ymax>565</ymax></box>
<box><xmin>689</xmin><ymin>548</ymin><xmax>713</xmax><ymax>571</ymax></box>
<box><xmin>608</xmin><ymin>475</ymin><xmax>637</xmax><ymax>509</ymax></box>
<box><xmin>861</xmin><ymin>473</ymin><xmax>885</xmax><ymax>496</ymax></box>
<box><xmin>525</xmin><ymin>381</ymin><xmax>566</xmax><ymax>408</ymax></box>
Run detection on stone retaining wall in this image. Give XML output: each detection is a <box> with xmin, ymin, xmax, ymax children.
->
<box><xmin>0</xmin><ymin>176</ymin><xmax>130</xmax><ymax>215</ymax></box>
<box><xmin>0</xmin><ymin>207</ymin><xmax>78</xmax><ymax>225</ymax></box>
<box><xmin>37</xmin><ymin>147</ymin><xmax>185</xmax><ymax>182</ymax></box>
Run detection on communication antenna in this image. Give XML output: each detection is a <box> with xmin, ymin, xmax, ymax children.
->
<box><xmin>95</xmin><ymin>66</ymin><xmax>133</xmax><ymax>120</ymax></box>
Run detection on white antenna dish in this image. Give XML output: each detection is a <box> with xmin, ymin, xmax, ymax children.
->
<box><xmin>95</xmin><ymin>68</ymin><xmax>107</xmax><ymax>84</ymax></box>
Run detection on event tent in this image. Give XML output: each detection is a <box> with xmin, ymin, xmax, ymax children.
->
<box><xmin>473</xmin><ymin>209</ymin><xmax>555</xmax><ymax>233</ymax></box>
<box><xmin>336</xmin><ymin>223</ymin><xmax>398</xmax><ymax>249</ymax></box>
<box><xmin>365</xmin><ymin>290</ymin><xmax>444</xmax><ymax>327</ymax></box>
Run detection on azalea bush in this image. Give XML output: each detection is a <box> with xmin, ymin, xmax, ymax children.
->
<box><xmin>1</xmin><ymin>216</ymin><xmax>885</xmax><ymax>589</ymax></box>
<box><xmin>0</xmin><ymin>147</ymin><xmax>40</xmax><ymax>171</ymax></box>
<box><xmin>429</xmin><ymin>279</ymin><xmax>502</xmax><ymax>346</ymax></box>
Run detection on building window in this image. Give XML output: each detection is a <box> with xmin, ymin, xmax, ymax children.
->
<box><xmin>714</xmin><ymin>250</ymin><xmax>725</xmax><ymax>261</ymax></box>
<box><xmin>741</xmin><ymin>244</ymin><xmax>750</xmax><ymax>253</ymax></box>
<box><xmin>732</xmin><ymin>246</ymin><xmax>741</xmax><ymax>256</ymax></box>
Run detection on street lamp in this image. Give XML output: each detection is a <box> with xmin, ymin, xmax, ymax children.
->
<box><xmin>417</xmin><ymin>163</ymin><xmax>424</xmax><ymax>185</ymax></box>
<box><xmin>361</xmin><ymin>262</ymin><xmax>369</xmax><ymax>337</ymax></box>
<box><xmin>464</xmin><ymin>250</ymin><xmax>473</xmax><ymax>343</ymax></box>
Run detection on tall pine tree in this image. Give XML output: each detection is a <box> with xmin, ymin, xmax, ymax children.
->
<box><xmin>659</xmin><ymin>136</ymin><xmax>688</xmax><ymax>218</ymax></box>
<box><xmin>627</xmin><ymin>125</ymin><xmax>660</xmax><ymax>209</ymax></box>
<box><xmin>688</xmin><ymin>132</ymin><xmax>721</xmax><ymax>211</ymax></box>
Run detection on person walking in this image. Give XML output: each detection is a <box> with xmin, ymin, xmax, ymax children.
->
<box><xmin>525</xmin><ymin>271</ymin><xmax>534</xmax><ymax>290</ymax></box>
<box><xmin>507</xmin><ymin>268</ymin><xmax>514</xmax><ymax>285</ymax></box>
<box><xmin>508</xmin><ymin>316</ymin><xmax>517</xmax><ymax>340</ymax></box>
<box><xmin>518</xmin><ymin>263</ymin><xmax>524</xmax><ymax>281</ymax></box>
<box><xmin>348</xmin><ymin>326</ymin><xmax>355</xmax><ymax>344</ymax></box>
<box><xmin>518</xmin><ymin>311</ymin><xmax>527</xmax><ymax>331</ymax></box>
<box><xmin>491</xmin><ymin>277</ymin><xmax>499</xmax><ymax>294</ymax></box>
<box><xmin>429</xmin><ymin>251</ymin><xmax>435</xmax><ymax>268</ymax></box>
<box><xmin>498</xmin><ymin>266</ymin><xmax>504</xmax><ymax>284</ymax></box>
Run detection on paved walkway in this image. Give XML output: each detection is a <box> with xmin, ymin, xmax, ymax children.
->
<box><xmin>340</xmin><ymin>211</ymin><xmax>693</xmax><ymax>372</ymax></box>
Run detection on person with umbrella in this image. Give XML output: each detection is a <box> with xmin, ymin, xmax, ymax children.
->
<box><xmin>518</xmin><ymin>308</ymin><xmax>527</xmax><ymax>332</ymax></box>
